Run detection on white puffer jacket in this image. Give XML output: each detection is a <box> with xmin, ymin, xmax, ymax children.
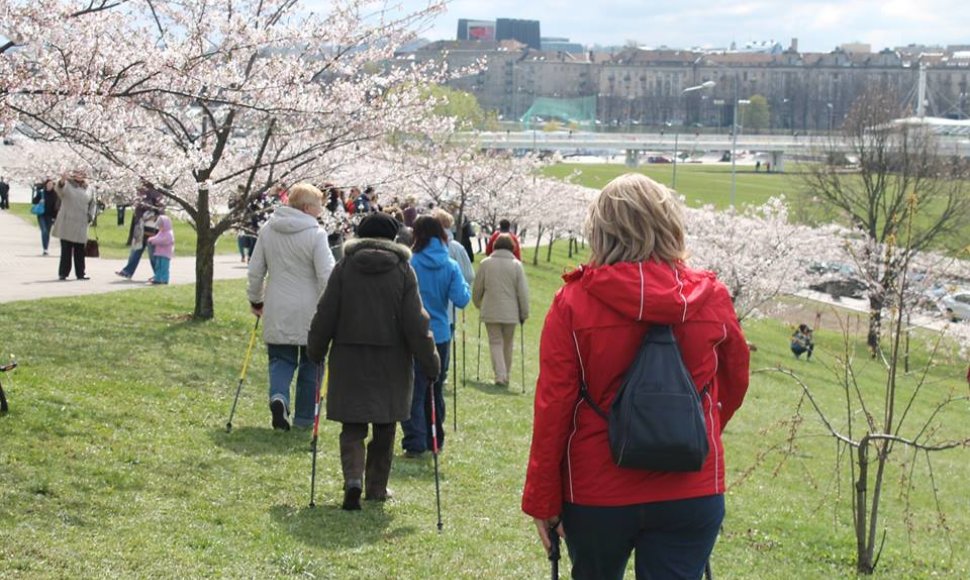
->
<box><xmin>247</xmin><ymin>206</ymin><xmax>335</xmax><ymax>345</ymax></box>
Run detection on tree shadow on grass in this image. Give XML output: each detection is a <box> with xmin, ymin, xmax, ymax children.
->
<box><xmin>208</xmin><ymin>426</ymin><xmax>311</xmax><ymax>456</ymax></box>
<box><xmin>269</xmin><ymin>502</ymin><xmax>416</xmax><ymax>548</ymax></box>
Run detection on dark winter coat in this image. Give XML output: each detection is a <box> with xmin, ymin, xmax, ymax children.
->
<box><xmin>307</xmin><ymin>237</ymin><xmax>440</xmax><ymax>424</ymax></box>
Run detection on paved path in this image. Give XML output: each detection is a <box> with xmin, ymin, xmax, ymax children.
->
<box><xmin>0</xmin><ymin>209</ymin><xmax>248</xmax><ymax>304</ymax></box>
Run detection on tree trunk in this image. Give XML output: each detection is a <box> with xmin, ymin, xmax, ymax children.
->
<box><xmin>855</xmin><ymin>438</ymin><xmax>874</xmax><ymax>574</ymax></box>
<box><xmin>193</xmin><ymin>188</ymin><xmax>217</xmax><ymax>320</ymax></box>
<box><xmin>568</xmin><ymin>237</ymin><xmax>574</xmax><ymax>258</ymax></box>
<box><xmin>866</xmin><ymin>295</ymin><xmax>884</xmax><ymax>356</ymax></box>
<box><xmin>546</xmin><ymin>237</ymin><xmax>555</xmax><ymax>262</ymax></box>
<box><xmin>532</xmin><ymin>222</ymin><xmax>544</xmax><ymax>266</ymax></box>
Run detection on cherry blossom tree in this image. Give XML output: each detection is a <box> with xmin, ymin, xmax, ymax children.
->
<box><xmin>1</xmin><ymin>0</ymin><xmax>450</xmax><ymax>319</ymax></box>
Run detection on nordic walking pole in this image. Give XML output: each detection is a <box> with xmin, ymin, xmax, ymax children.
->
<box><xmin>459</xmin><ymin>308</ymin><xmax>466</xmax><ymax>431</ymax></box>
<box><xmin>309</xmin><ymin>363</ymin><xmax>325</xmax><ymax>508</ymax></box>
<box><xmin>226</xmin><ymin>316</ymin><xmax>261</xmax><ymax>433</ymax></box>
<box><xmin>429</xmin><ymin>377</ymin><xmax>443</xmax><ymax>531</ymax></box>
<box><xmin>520</xmin><ymin>320</ymin><xmax>526</xmax><ymax>394</ymax></box>
<box><xmin>549</xmin><ymin>521</ymin><xmax>561</xmax><ymax>580</ymax></box>
<box><xmin>451</xmin><ymin>305</ymin><xmax>457</xmax><ymax>433</ymax></box>
<box><xmin>476</xmin><ymin>317</ymin><xmax>482</xmax><ymax>381</ymax></box>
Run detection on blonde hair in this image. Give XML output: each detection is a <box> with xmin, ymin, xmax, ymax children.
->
<box><xmin>432</xmin><ymin>208</ymin><xmax>454</xmax><ymax>230</ymax></box>
<box><xmin>287</xmin><ymin>183</ymin><xmax>324</xmax><ymax>211</ymax></box>
<box><xmin>586</xmin><ymin>173</ymin><xmax>687</xmax><ymax>266</ymax></box>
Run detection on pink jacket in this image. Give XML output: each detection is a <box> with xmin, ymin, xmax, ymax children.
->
<box><xmin>147</xmin><ymin>215</ymin><xmax>175</xmax><ymax>259</ymax></box>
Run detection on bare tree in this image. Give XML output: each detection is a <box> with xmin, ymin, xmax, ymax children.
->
<box><xmin>753</xmin><ymin>201</ymin><xmax>970</xmax><ymax>574</ymax></box>
<box><xmin>801</xmin><ymin>86</ymin><xmax>970</xmax><ymax>353</ymax></box>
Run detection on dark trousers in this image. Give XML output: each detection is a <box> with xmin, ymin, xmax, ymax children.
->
<box><xmin>562</xmin><ymin>494</ymin><xmax>724</xmax><ymax>580</ymax></box>
<box><xmin>402</xmin><ymin>341</ymin><xmax>450</xmax><ymax>453</ymax></box>
<box><xmin>58</xmin><ymin>240</ymin><xmax>86</xmax><ymax>279</ymax></box>
<box><xmin>339</xmin><ymin>422</ymin><xmax>396</xmax><ymax>498</ymax></box>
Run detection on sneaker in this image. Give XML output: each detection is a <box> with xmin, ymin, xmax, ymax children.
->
<box><xmin>270</xmin><ymin>400</ymin><xmax>290</xmax><ymax>431</ymax></box>
<box><xmin>42</xmin><ymin>250</ymin><xmax>48</xmax><ymax>256</ymax></box>
<box><xmin>77</xmin><ymin>275</ymin><xmax>90</xmax><ymax>281</ymax></box>
<box><xmin>115</xmin><ymin>271</ymin><xmax>131</xmax><ymax>279</ymax></box>
<box><xmin>341</xmin><ymin>486</ymin><xmax>362</xmax><ymax>511</ymax></box>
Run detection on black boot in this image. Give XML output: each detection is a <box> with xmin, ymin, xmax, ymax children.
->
<box><xmin>342</xmin><ymin>484</ymin><xmax>362</xmax><ymax>511</ymax></box>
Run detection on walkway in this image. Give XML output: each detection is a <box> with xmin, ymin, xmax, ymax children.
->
<box><xmin>0</xmin><ymin>209</ymin><xmax>248</xmax><ymax>304</ymax></box>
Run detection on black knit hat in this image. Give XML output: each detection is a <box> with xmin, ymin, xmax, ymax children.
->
<box><xmin>356</xmin><ymin>212</ymin><xmax>400</xmax><ymax>240</ymax></box>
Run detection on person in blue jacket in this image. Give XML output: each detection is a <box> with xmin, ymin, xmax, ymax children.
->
<box><xmin>402</xmin><ymin>216</ymin><xmax>471</xmax><ymax>457</ymax></box>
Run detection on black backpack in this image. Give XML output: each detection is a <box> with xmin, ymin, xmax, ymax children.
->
<box><xmin>580</xmin><ymin>324</ymin><xmax>709</xmax><ymax>472</ymax></box>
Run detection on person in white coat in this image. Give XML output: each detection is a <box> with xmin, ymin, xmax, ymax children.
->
<box><xmin>472</xmin><ymin>234</ymin><xmax>530</xmax><ymax>386</ymax></box>
<box><xmin>247</xmin><ymin>183</ymin><xmax>335</xmax><ymax>430</ymax></box>
<box><xmin>51</xmin><ymin>170</ymin><xmax>96</xmax><ymax>280</ymax></box>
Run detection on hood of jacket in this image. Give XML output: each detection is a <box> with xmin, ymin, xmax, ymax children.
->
<box><xmin>267</xmin><ymin>205</ymin><xmax>320</xmax><ymax>235</ymax></box>
<box><xmin>411</xmin><ymin>237</ymin><xmax>450</xmax><ymax>271</ymax></box>
<box><xmin>343</xmin><ymin>237</ymin><xmax>411</xmax><ymax>274</ymax></box>
<box><xmin>569</xmin><ymin>260</ymin><xmax>720</xmax><ymax>325</ymax></box>
<box><xmin>156</xmin><ymin>215</ymin><xmax>173</xmax><ymax>233</ymax></box>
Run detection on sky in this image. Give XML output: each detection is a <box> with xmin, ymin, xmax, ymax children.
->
<box><xmin>306</xmin><ymin>0</ymin><xmax>970</xmax><ymax>53</ymax></box>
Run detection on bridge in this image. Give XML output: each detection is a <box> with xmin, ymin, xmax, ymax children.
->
<box><xmin>466</xmin><ymin>131</ymin><xmax>970</xmax><ymax>170</ymax></box>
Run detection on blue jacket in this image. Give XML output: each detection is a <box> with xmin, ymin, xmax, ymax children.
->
<box><xmin>411</xmin><ymin>237</ymin><xmax>471</xmax><ymax>343</ymax></box>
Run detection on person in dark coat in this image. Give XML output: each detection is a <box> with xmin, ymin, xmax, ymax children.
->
<box><xmin>307</xmin><ymin>212</ymin><xmax>440</xmax><ymax>511</ymax></box>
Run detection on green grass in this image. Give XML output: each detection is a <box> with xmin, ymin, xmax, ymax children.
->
<box><xmin>543</xmin><ymin>163</ymin><xmax>799</xmax><ymax>210</ymax></box>
<box><xmin>0</xmin><ymin>243</ymin><xmax>967</xmax><ymax>578</ymax></box>
<box><xmin>7</xmin><ymin>203</ymin><xmax>239</xmax><ymax>259</ymax></box>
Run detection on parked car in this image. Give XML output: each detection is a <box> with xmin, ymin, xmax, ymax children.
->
<box><xmin>807</xmin><ymin>261</ymin><xmax>867</xmax><ymax>299</ymax></box>
<box><xmin>646</xmin><ymin>155</ymin><xmax>672</xmax><ymax>164</ymax></box>
<box><xmin>940</xmin><ymin>291</ymin><xmax>970</xmax><ymax>322</ymax></box>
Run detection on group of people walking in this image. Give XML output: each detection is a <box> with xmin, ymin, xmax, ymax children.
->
<box><xmin>244</xmin><ymin>181</ymin><xmax>533</xmax><ymax>511</ymax></box>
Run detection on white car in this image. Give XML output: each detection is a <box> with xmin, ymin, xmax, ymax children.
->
<box><xmin>940</xmin><ymin>291</ymin><xmax>970</xmax><ymax>322</ymax></box>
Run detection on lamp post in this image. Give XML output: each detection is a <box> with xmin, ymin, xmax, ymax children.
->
<box><xmin>729</xmin><ymin>97</ymin><xmax>750</xmax><ymax>208</ymax></box>
<box><xmin>826</xmin><ymin>102</ymin><xmax>834</xmax><ymax>133</ymax></box>
<box><xmin>672</xmin><ymin>80</ymin><xmax>715</xmax><ymax>189</ymax></box>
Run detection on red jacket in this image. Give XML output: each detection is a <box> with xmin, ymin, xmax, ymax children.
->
<box><xmin>486</xmin><ymin>230</ymin><xmax>521</xmax><ymax>260</ymax></box>
<box><xmin>522</xmin><ymin>260</ymin><xmax>750</xmax><ymax>520</ymax></box>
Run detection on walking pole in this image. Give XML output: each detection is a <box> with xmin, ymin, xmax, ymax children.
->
<box><xmin>520</xmin><ymin>321</ymin><xmax>526</xmax><ymax>394</ymax></box>
<box><xmin>476</xmin><ymin>317</ymin><xmax>483</xmax><ymax>381</ymax></box>
<box><xmin>429</xmin><ymin>378</ymin><xmax>444</xmax><ymax>531</ymax></box>
<box><xmin>459</xmin><ymin>309</ymin><xmax>466</xmax><ymax>431</ymax></box>
<box><xmin>549</xmin><ymin>522</ymin><xmax>561</xmax><ymax>580</ymax></box>
<box><xmin>451</xmin><ymin>305</ymin><xmax>457</xmax><ymax>433</ymax></box>
<box><xmin>226</xmin><ymin>316</ymin><xmax>261</xmax><ymax>433</ymax></box>
<box><xmin>309</xmin><ymin>363</ymin><xmax>325</xmax><ymax>508</ymax></box>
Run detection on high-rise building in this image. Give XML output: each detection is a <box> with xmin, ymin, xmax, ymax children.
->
<box><xmin>495</xmin><ymin>18</ymin><xmax>541</xmax><ymax>50</ymax></box>
<box><xmin>457</xmin><ymin>19</ymin><xmax>496</xmax><ymax>41</ymax></box>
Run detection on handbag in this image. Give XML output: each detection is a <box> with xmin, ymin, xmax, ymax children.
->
<box><xmin>85</xmin><ymin>239</ymin><xmax>100</xmax><ymax>258</ymax></box>
<box><xmin>30</xmin><ymin>191</ymin><xmax>45</xmax><ymax>215</ymax></box>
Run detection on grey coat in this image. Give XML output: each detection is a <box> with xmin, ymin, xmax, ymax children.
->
<box><xmin>51</xmin><ymin>181</ymin><xmax>95</xmax><ymax>244</ymax></box>
<box><xmin>307</xmin><ymin>237</ymin><xmax>440</xmax><ymax>424</ymax></box>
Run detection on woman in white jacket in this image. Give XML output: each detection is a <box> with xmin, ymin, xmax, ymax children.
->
<box><xmin>51</xmin><ymin>170</ymin><xmax>96</xmax><ymax>280</ymax></box>
<box><xmin>247</xmin><ymin>184</ymin><xmax>335</xmax><ymax>430</ymax></box>
<box><xmin>472</xmin><ymin>234</ymin><xmax>530</xmax><ymax>386</ymax></box>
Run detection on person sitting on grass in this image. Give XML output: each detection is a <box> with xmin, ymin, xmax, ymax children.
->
<box><xmin>790</xmin><ymin>324</ymin><xmax>815</xmax><ymax>360</ymax></box>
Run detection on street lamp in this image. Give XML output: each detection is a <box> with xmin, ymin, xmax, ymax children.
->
<box><xmin>729</xmin><ymin>98</ymin><xmax>750</xmax><ymax>208</ymax></box>
<box><xmin>826</xmin><ymin>102</ymin><xmax>834</xmax><ymax>133</ymax></box>
<box><xmin>672</xmin><ymin>80</ymin><xmax>715</xmax><ymax>189</ymax></box>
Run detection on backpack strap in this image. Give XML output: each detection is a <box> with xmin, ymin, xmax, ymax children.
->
<box><xmin>573</xmin><ymin>330</ymin><xmax>610</xmax><ymax>420</ymax></box>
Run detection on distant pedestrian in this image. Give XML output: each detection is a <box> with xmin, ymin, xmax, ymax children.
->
<box><xmin>307</xmin><ymin>212</ymin><xmax>440</xmax><ymax>510</ymax></box>
<box><xmin>51</xmin><ymin>170</ymin><xmax>96</xmax><ymax>281</ymax></box>
<box><xmin>485</xmin><ymin>219</ymin><xmax>522</xmax><ymax>260</ymax></box>
<box><xmin>116</xmin><ymin>182</ymin><xmax>164</xmax><ymax>280</ymax></box>
<box><xmin>146</xmin><ymin>215</ymin><xmax>174</xmax><ymax>285</ymax></box>
<box><xmin>0</xmin><ymin>176</ymin><xmax>9</xmax><ymax>209</ymax></box>
<box><xmin>32</xmin><ymin>179</ymin><xmax>59</xmax><ymax>255</ymax></box>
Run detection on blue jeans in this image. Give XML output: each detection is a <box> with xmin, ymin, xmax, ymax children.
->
<box><xmin>267</xmin><ymin>344</ymin><xmax>319</xmax><ymax>427</ymax></box>
<box><xmin>37</xmin><ymin>215</ymin><xmax>53</xmax><ymax>251</ymax></box>
<box><xmin>562</xmin><ymin>495</ymin><xmax>725</xmax><ymax>580</ymax></box>
<box><xmin>152</xmin><ymin>256</ymin><xmax>171</xmax><ymax>283</ymax></box>
<box><xmin>120</xmin><ymin>244</ymin><xmax>155</xmax><ymax>277</ymax></box>
<box><xmin>402</xmin><ymin>341</ymin><xmax>450</xmax><ymax>454</ymax></box>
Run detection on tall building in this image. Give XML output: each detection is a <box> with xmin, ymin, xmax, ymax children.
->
<box><xmin>496</xmin><ymin>18</ymin><xmax>541</xmax><ymax>50</ymax></box>
<box><xmin>457</xmin><ymin>19</ymin><xmax>496</xmax><ymax>41</ymax></box>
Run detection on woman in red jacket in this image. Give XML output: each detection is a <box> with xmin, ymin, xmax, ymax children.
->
<box><xmin>522</xmin><ymin>173</ymin><xmax>750</xmax><ymax>579</ymax></box>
